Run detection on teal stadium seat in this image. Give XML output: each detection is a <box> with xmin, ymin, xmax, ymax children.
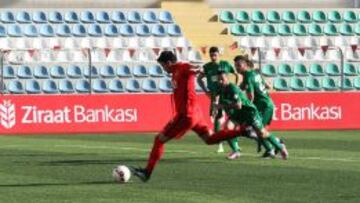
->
<box><xmin>293</xmin><ymin>24</ymin><xmax>307</xmax><ymax>36</ymax></box>
<box><xmin>294</xmin><ymin>63</ymin><xmax>308</xmax><ymax>76</ymax></box>
<box><xmin>341</xmin><ymin>78</ymin><xmax>354</xmax><ymax>91</ymax></box>
<box><xmin>100</xmin><ymin>65</ymin><xmax>115</xmax><ymax>78</ymax></box>
<box><xmin>64</xmin><ymin>11</ymin><xmax>79</xmax><ymax>23</ymax></box>
<box><xmin>17</xmin><ymin>11</ymin><xmax>31</xmax><ymax>23</ymax></box>
<box><xmin>246</xmin><ymin>24</ymin><xmax>261</xmax><ymax>36</ymax></box>
<box><xmin>282</xmin><ymin>11</ymin><xmax>296</xmax><ymax>23</ymax></box>
<box><xmin>231</xmin><ymin>24</ymin><xmax>246</xmax><ymax>36</ymax></box>
<box><xmin>262</xmin><ymin>24</ymin><xmax>277</xmax><ymax>36</ymax></box>
<box><xmin>109</xmin><ymin>80</ymin><xmax>125</xmax><ymax>93</ymax></box>
<box><xmin>111</xmin><ymin>11</ymin><xmax>126</xmax><ymax>23</ymax></box>
<box><xmin>236</xmin><ymin>11</ymin><xmax>250</xmax><ymax>23</ymax></box>
<box><xmin>75</xmin><ymin>80</ymin><xmax>91</xmax><ymax>93</ymax></box>
<box><xmin>25</xmin><ymin>80</ymin><xmax>41</xmax><ymax>94</ymax></box>
<box><xmin>328</xmin><ymin>11</ymin><xmax>342</xmax><ymax>23</ymax></box>
<box><xmin>290</xmin><ymin>78</ymin><xmax>306</xmax><ymax>91</ymax></box>
<box><xmin>252</xmin><ymin>10</ymin><xmax>266</xmax><ymax>23</ymax></box>
<box><xmin>343</xmin><ymin>11</ymin><xmax>357</xmax><ymax>23</ymax></box>
<box><xmin>3</xmin><ymin>65</ymin><xmax>15</xmax><ymax>79</ymax></box>
<box><xmin>39</xmin><ymin>25</ymin><xmax>54</xmax><ymax>37</ymax></box>
<box><xmin>261</xmin><ymin>64</ymin><xmax>277</xmax><ymax>77</ymax></box>
<box><xmin>273</xmin><ymin>78</ymin><xmax>289</xmax><ymax>91</ymax></box>
<box><xmin>59</xmin><ymin>80</ymin><xmax>75</xmax><ymax>93</ymax></box>
<box><xmin>278</xmin><ymin>64</ymin><xmax>294</xmax><ymax>76</ymax></box>
<box><xmin>344</xmin><ymin>63</ymin><xmax>357</xmax><ymax>76</ymax></box>
<box><xmin>96</xmin><ymin>11</ymin><xmax>110</xmax><ymax>23</ymax></box>
<box><xmin>278</xmin><ymin>24</ymin><xmax>292</xmax><ymax>36</ymax></box>
<box><xmin>324</xmin><ymin>23</ymin><xmax>338</xmax><ymax>36</ymax></box>
<box><xmin>267</xmin><ymin>11</ymin><xmax>281</xmax><ymax>23</ymax></box>
<box><xmin>309</xmin><ymin>23</ymin><xmax>323</xmax><ymax>36</ymax></box>
<box><xmin>313</xmin><ymin>11</ymin><xmax>327</xmax><ymax>23</ymax></box>
<box><xmin>322</xmin><ymin>78</ymin><xmax>339</xmax><ymax>91</ymax></box>
<box><xmin>92</xmin><ymin>79</ymin><xmax>108</xmax><ymax>93</ymax></box>
<box><xmin>220</xmin><ymin>11</ymin><xmax>235</xmax><ymax>23</ymax></box>
<box><xmin>325</xmin><ymin>63</ymin><xmax>340</xmax><ymax>76</ymax></box>
<box><xmin>297</xmin><ymin>10</ymin><xmax>312</xmax><ymax>23</ymax></box>
<box><xmin>354</xmin><ymin>77</ymin><xmax>360</xmax><ymax>90</ymax></box>
<box><xmin>339</xmin><ymin>23</ymin><xmax>354</xmax><ymax>36</ymax></box>
<box><xmin>83</xmin><ymin>66</ymin><xmax>99</xmax><ymax>78</ymax></box>
<box><xmin>306</xmin><ymin>78</ymin><xmax>322</xmax><ymax>91</ymax></box>
<box><xmin>355</xmin><ymin>23</ymin><xmax>360</xmax><ymax>35</ymax></box>
<box><xmin>42</xmin><ymin>80</ymin><xmax>58</xmax><ymax>94</ymax></box>
<box><xmin>310</xmin><ymin>63</ymin><xmax>325</xmax><ymax>76</ymax></box>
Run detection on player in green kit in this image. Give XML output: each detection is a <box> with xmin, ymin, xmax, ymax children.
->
<box><xmin>198</xmin><ymin>46</ymin><xmax>241</xmax><ymax>159</ymax></box>
<box><xmin>215</xmin><ymin>71</ymin><xmax>289</xmax><ymax>160</ymax></box>
<box><xmin>234</xmin><ymin>55</ymin><xmax>284</xmax><ymax>158</ymax></box>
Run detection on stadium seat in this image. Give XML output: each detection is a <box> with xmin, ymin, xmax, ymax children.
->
<box><xmin>112</xmin><ymin>11</ymin><xmax>127</xmax><ymax>23</ymax></box>
<box><xmin>236</xmin><ymin>11</ymin><xmax>250</xmax><ymax>23</ymax></box>
<box><xmin>66</xmin><ymin>65</ymin><xmax>82</xmax><ymax>78</ymax></box>
<box><xmin>8</xmin><ymin>25</ymin><xmax>23</xmax><ymax>37</ymax></box>
<box><xmin>246</xmin><ymin>24</ymin><xmax>261</xmax><ymax>36</ymax></box>
<box><xmin>267</xmin><ymin>11</ymin><xmax>281</xmax><ymax>23</ymax></box>
<box><xmin>25</xmin><ymin>80</ymin><xmax>41</xmax><ymax>94</ymax></box>
<box><xmin>143</xmin><ymin>11</ymin><xmax>158</xmax><ymax>23</ymax></box>
<box><xmin>142</xmin><ymin>79</ymin><xmax>158</xmax><ymax>92</ymax></box>
<box><xmin>1</xmin><ymin>11</ymin><xmax>15</xmax><ymax>23</ymax></box>
<box><xmin>33</xmin><ymin>11</ymin><xmax>47</xmax><ymax>23</ymax></box>
<box><xmin>88</xmin><ymin>24</ymin><xmax>103</xmax><ymax>37</ymax></box>
<box><xmin>16</xmin><ymin>11</ymin><xmax>31</xmax><ymax>23</ymax></box>
<box><xmin>343</xmin><ymin>10</ymin><xmax>357</xmax><ymax>23</ymax></box>
<box><xmin>261</xmin><ymin>64</ymin><xmax>277</xmax><ymax>77</ymax></box>
<box><xmin>72</xmin><ymin>24</ymin><xmax>87</xmax><ymax>37</ymax></box>
<box><xmin>126</xmin><ymin>79</ymin><xmax>141</xmax><ymax>92</ymax></box>
<box><xmin>39</xmin><ymin>24</ymin><xmax>55</xmax><ymax>37</ymax></box>
<box><xmin>99</xmin><ymin>65</ymin><xmax>115</xmax><ymax>78</ymax></box>
<box><xmin>230</xmin><ymin>24</ymin><xmax>245</xmax><ymax>36</ymax></box>
<box><xmin>322</xmin><ymin>77</ymin><xmax>339</xmax><ymax>91</ymax></box>
<box><xmin>278</xmin><ymin>24</ymin><xmax>292</xmax><ymax>36</ymax></box>
<box><xmin>59</xmin><ymin>80</ymin><xmax>75</xmax><ymax>93</ymax></box>
<box><xmin>104</xmin><ymin>24</ymin><xmax>119</xmax><ymax>37</ymax></box>
<box><xmin>128</xmin><ymin>11</ymin><xmax>142</xmax><ymax>23</ymax></box>
<box><xmin>8</xmin><ymin>80</ymin><xmax>24</xmax><ymax>94</ymax></box>
<box><xmin>309</xmin><ymin>23</ymin><xmax>323</xmax><ymax>36</ymax></box>
<box><xmin>0</xmin><ymin>25</ymin><xmax>6</xmax><ymax>37</ymax></box>
<box><xmin>120</xmin><ymin>24</ymin><xmax>135</xmax><ymax>36</ymax></box>
<box><xmin>34</xmin><ymin>65</ymin><xmax>49</xmax><ymax>79</ymax></box>
<box><xmin>297</xmin><ymin>10</ymin><xmax>312</xmax><ymax>23</ymax></box>
<box><xmin>341</xmin><ymin>78</ymin><xmax>354</xmax><ymax>91</ymax></box>
<box><xmin>252</xmin><ymin>10</ymin><xmax>266</xmax><ymax>23</ymax></box>
<box><xmin>75</xmin><ymin>80</ymin><xmax>91</xmax><ymax>93</ymax></box>
<box><xmin>24</xmin><ymin>24</ymin><xmax>38</xmax><ymax>37</ymax></box>
<box><xmin>293</xmin><ymin>24</ymin><xmax>307</xmax><ymax>36</ymax></box>
<box><xmin>149</xmin><ymin>65</ymin><xmax>164</xmax><ymax>77</ymax></box>
<box><xmin>56</xmin><ymin>24</ymin><xmax>71</xmax><ymax>37</ymax></box>
<box><xmin>306</xmin><ymin>78</ymin><xmax>322</xmax><ymax>91</ymax></box>
<box><xmin>325</xmin><ymin>63</ymin><xmax>340</xmax><ymax>76</ymax></box>
<box><xmin>152</xmin><ymin>24</ymin><xmax>166</xmax><ymax>36</ymax></box>
<box><xmin>313</xmin><ymin>11</ymin><xmax>327</xmax><ymax>23</ymax></box>
<box><xmin>17</xmin><ymin>65</ymin><xmax>32</xmax><ymax>78</ymax></box>
<box><xmin>49</xmin><ymin>65</ymin><xmax>65</xmax><ymax>78</ymax></box>
<box><xmin>310</xmin><ymin>63</ymin><xmax>325</xmax><ymax>76</ymax></box>
<box><xmin>290</xmin><ymin>78</ymin><xmax>306</xmax><ymax>91</ymax></box>
<box><xmin>262</xmin><ymin>24</ymin><xmax>277</xmax><ymax>36</ymax></box>
<box><xmin>354</xmin><ymin>77</ymin><xmax>360</xmax><ymax>90</ymax></box>
<box><xmin>167</xmin><ymin>24</ymin><xmax>182</xmax><ymax>36</ymax></box>
<box><xmin>344</xmin><ymin>63</ymin><xmax>357</xmax><ymax>76</ymax></box>
<box><xmin>133</xmin><ymin>65</ymin><xmax>148</xmax><ymax>77</ymax></box>
<box><xmin>83</xmin><ymin>66</ymin><xmax>99</xmax><ymax>78</ymax></box>
<box><xmin>324</xmin><ymin>23</ymin><xmax>338</xmax><ymax>36</ymax></box>
<box><xmin>328</xmin><ymin>11</ymin><xmax>342</xmax><ymax>23</ymax></box>
<box><xmin>220</xmin><ymin>11</ymin><xmax>235</xmax><ymax>23</ymax></box>
<box><xmin>136</xmin><ymin>24</ymin><xmax>151</xmax><ymax>36</ymax></box>
<box><xmin>42</xmin><ymin>80</ymin><xmax>58</xmax><ymax>94</ymax></box>
<box><xmin>96</xmin><ymin>11</ymin><xmax>110</xmax><ymax>23</ymax></box>
<box><xmin>278</xmin><ymin>64</ymin><xmax>294</xmax><ymax>76</ymax></box>
<box><xmin>339</xmin><ymin>23</ymin><xmax>354</xmax><ymax>36</ymax></box>
<box><xmin>282</xmin><ymin>11</ymin><xmax>296</xmax><ymax>23</ymax></box>
<box><xmin>48</xmin><ymin>11</ymin><xmax>63</xmax><ymax>23</ymax></box>
<box><xmin>294</xmin><ymin>63</ymin><xmax>308</xmax><ymax>76</ymax></box>
<box><xmin>117</xmin><ymin>65</ymin><xmax>132</xmax><ymax>77</ymax></box>
<box><xmin>159</xmin><ymin>11</ymin><xmax>173</xmax><ymax>23</ymax></box>
<box><xmin>159</xmin><ymin>78</ymin><xmax>173</xmax><ymax>92</ymax></box>
<box><xmin>109</xmin><ymin>80</ymin><xmax>125</xmax><ymax>92</ymax></box>
<box><xmin>3</xmin><ymin>65</ymin><xmax>15</xmax><ymax>79</ymax></box>
<box><xmin>92</xmin><ymin>79</ymin><xmax>108</xmax><ymax>93</ymax></box>
<box><xmin>80</xmin><ymin>11</ymin><xmax>95</xmax><ymax>23</ymax></box>
<box><xmin>273</xmin><ymin>78</ymin><xmax>289</xmax><ymax>91</ymax></box>
<box><xmin>64</xmin><ymin>11</ymin><xmax>79</xmax><ymax>23</ymax></box>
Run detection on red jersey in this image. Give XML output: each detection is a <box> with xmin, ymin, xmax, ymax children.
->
<box><xmin>171</xmin><ymin>62</ymin><xmax>201</xmax><ymax>116</ymax></box>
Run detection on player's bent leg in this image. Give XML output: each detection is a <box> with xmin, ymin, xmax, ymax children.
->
<box><xmin>224</xmin><ymin>120</ymin><xmax>241</xmax><ymax>160</ymax></box>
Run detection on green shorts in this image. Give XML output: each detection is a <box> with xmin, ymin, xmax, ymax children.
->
<box><xmin>257</xmin><ymin>105</ymin><xmax>274</xmax><ymax>126</ymax></box>
<box><xmin>230</xmin><ymin>110</ymin><xmax>264</xmax><ymax>131</ymax></box>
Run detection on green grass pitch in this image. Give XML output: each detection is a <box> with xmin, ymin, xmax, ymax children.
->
<box><xmin>0</xmin><ymin>131</ymin><xmax>359</xmax><ymax>203</ymax></box>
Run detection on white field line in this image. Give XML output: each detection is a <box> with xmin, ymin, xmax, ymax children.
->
<box><xmin>0</xmin><ymin>144</ymin><xmax>359</xmax><ymax>163</ymax></box>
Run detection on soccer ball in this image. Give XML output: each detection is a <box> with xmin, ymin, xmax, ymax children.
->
<box><xmin>112</xmin><ymin>165</ymin><xmax>131</xmax><ymax>183</ymax></box>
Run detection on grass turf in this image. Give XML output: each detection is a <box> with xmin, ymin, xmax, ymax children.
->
<box><xmin>0</xmin><ymin>131</ymin><xmax>359</xmax><ymax>203</ymax></box>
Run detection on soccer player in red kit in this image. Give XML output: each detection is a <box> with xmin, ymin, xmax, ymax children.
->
<box><xmin>131</xmin><ymin>51</ymin><xmax>245</xmax><ymax>182</ymax></box>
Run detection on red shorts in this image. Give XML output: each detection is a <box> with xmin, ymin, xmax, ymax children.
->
<box><xmin>161</xmin><ymin>114</ymin><xmax>210</xmax><ymax>140</ymax></box>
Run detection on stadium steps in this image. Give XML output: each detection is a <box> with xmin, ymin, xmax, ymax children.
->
<box><xmin>161</xmin><ymin>1</ymin><xmax>246</xmax><ymax>61</ymax></box>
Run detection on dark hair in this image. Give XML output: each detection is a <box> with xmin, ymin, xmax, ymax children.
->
<box><xmin>209</xmin><ymin>46</ymin><xmax>219</xmax><ymax>54</ymax></box>
<box><xmin>233</xmin><ymin>55</ymin><xmax>254</xmax><ymax>68</ymax></box>
<box><xmin>157</xmin><ymin>51</ymin><xmax>177</xmax><ymax>63</ymax></box>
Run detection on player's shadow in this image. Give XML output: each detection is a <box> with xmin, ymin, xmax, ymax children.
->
<box><xmin>0</xmin><ymin>181</ymin><xmax>113</xmax><ymax>188</ymax></box>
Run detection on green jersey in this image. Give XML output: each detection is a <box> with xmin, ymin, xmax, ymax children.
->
<box><xmin>241</xmin><ymin>70</ymin><xmax>274</xmax><ymax>110</ymax></box>
<box><xmin>203</xmin><ymin>60</ymin><xmax>235</xmax><ymax>94</ymax></box>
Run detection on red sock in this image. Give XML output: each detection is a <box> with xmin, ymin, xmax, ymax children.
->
<box><xmin>146</xmin><ymin>137</ymin><xmax>164</xmax><ymax>176</ymax></box>
<box><xmin>206</xmin><ymin>128</ymin><xmax>244</xmax><ymax>144</ymax></box>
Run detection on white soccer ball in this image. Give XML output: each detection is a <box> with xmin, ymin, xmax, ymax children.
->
<box><xmin>112</xmin><ymin>165</ymin><xmax>131</xmax><ymax>183</ymax></box>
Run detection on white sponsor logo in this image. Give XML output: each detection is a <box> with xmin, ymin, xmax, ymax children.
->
<box><xmin>0</xmin><ymin>100</ymin><xmax>16</xmax><ymax>129</ymax></box>
<box><xmin>273</xmin><ymin>103</ymin><xmax>342</xmax><ymax>121</ymax></box>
